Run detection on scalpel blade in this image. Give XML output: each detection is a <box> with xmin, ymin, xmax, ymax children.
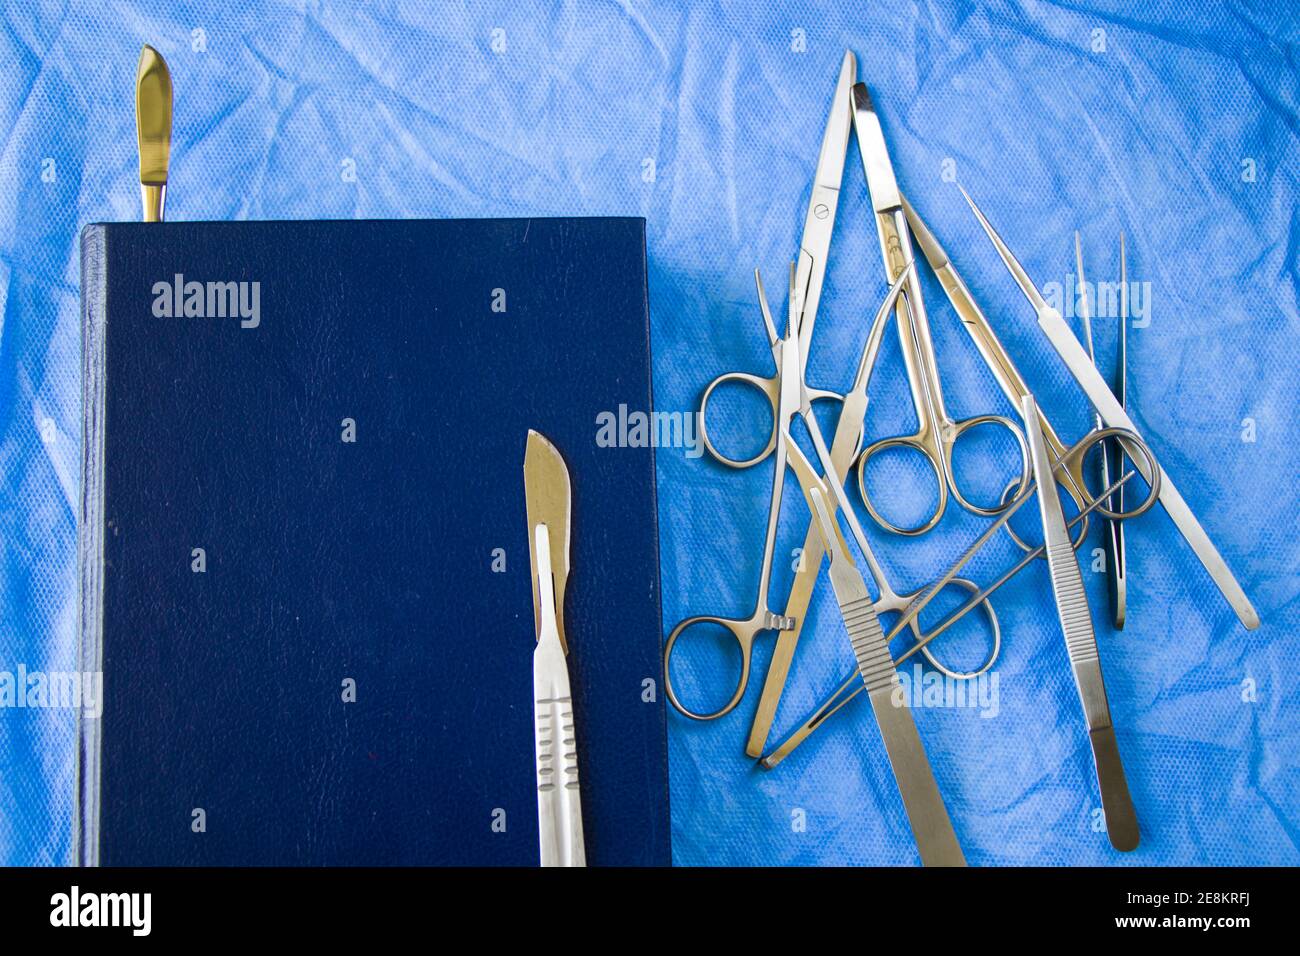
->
<box><xmin>524</xmin><ymin>430</ymin><xmax>572</xmax><ymax>652</ymax></box>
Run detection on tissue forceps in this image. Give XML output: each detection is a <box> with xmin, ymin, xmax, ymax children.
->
<box><xmin>1075</xmin><ymin>232</ymin><xmax>1128</xmax><ymax>628</ymax></box>
<box><xmin>851</xmin><ymin>84</ymin><xmax>1030</xmax><ymax>535</ymax></box>
<box><xmin>664</xmin><ymin>265</ymin><xmax>1001</xmax><ymax>724</ymax></box>
<box><xmin>135</xmin><ymin>45</ymin><xmax>172</xmax><ymax>222</ymax></box>
<box><xmin>760</xmin><ymin>422</ymin><xmax>1161</xmax><ymax>769</ymax></box>
<box><xmin>959</xmin><ymin>187</ymin><xmax>1260</xmax><ymax>631</ymax></box>
<box><xmin>697</xmin><ymin>51</ymin><xmax>856</xmax><ymax>469</ymax></box>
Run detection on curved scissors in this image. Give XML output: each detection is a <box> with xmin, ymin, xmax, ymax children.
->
<box><xmin>850</xmin><ymin>83</ymin><xmax>1030</xmax><ymax>535</ymax></box>
<box><xmin>697</xmin><ymin>51</ymin><xmax>856</xmax><ymax>470</ymax></box>
<box><xmin>665</xmin><ymin>264</ymin><xmax>1001</xmax><ymax>723</ymax></box>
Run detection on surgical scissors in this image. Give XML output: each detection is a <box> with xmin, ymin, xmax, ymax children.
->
<box><xmin>851</xmin><ymin>84</ymin><xmax>1030</xmax><ymax>535</ymax></box>
<box><xmin>697</xmin><ymin>51</ymin><xmax>855</xmax><ymax>470</ymax></box>
<box><xmin>664</xmin><ymin>265</ymin><xmax>1001</xmax><ymax>724</ymax></box>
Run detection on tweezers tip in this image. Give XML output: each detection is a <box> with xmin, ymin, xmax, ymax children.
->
<box><xmin>956</xmin><ymin>182</ymin><xmax>976</xmax><ymax>209</ymax></box>
<box><xmin>852</xmin><ymin>81</ymin><xmax>873</xmax><ymax>111</ymax></box>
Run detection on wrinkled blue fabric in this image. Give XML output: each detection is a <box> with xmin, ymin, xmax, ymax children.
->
<box><xmin>1</xmin><ymin>1</ymin><xmax>1296</xmax><ymax>866</ymax></box>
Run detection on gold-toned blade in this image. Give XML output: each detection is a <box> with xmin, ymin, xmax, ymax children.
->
<box><xmin>135</xmin><ymin>45</ymin><xmax>172</xmax><ymax>222</ymax></box>
<box><xmin>524</xmin><ymin>430</ymin><xmax>572</xmax><ymax>653</ymax></box>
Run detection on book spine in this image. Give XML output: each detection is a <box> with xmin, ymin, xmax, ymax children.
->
<box><xmin>76</xmin><ymin>224</ymin><xmax>109</xmax><ymax>867</ymax></box>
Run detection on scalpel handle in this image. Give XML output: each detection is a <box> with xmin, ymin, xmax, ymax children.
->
<box><xmin>534</xmin><ymin>638</ymin><xmax>586</xmax><ymax>867</ymax></box>
<box><xmin>837</xmin><ymin>588</ymin><xmax>966</xmax><ymax>867</ymax></box>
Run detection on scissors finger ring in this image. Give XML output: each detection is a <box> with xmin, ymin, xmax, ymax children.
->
<box><xmin>855</xmin><ymin>434</ymin><xmax>947</xmax><ymax>535</ymax></box>
<box><xmin>944</xmin><ymin>414</ymin><xmax>1031</xmax><ymax>518</ymax></box>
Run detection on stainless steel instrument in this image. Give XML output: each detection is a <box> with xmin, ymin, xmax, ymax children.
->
<box><xmin>768</xmin><ymin>261</ymin><xmax>968</xmax><ymax>866</ymax></box>
<box><xmin>1075</xmin><ymin>232</ymin><xmax>1129</xmax><ymax>628</ymax></box>
<box><xmin>852</xmin><ymin>84</ymin><xmax>1029</xmax><ymax>535</ymax></box>
<box><xmin>960</xmin><ymin>187</ymin><xmax>1260</xmax><ymax>631</ymax></box>
<box><xmin>135</xmin><ymin>45</ymin><xmax>172</xmax><ymax>222</ymax></box>
<box><xmin>524</xmin><ymin>430</ymin><xmax>586</xmax><ymax>867</ymax></box>
<box><xmin>806</xmin><ymin>487</ymin><xmax>965</xmax><ymax>866</ymax></box>
<box><xmin>1022</xmin><ymin>394</ymin><xmax>1139</xmax><ymax>852</ymax></box>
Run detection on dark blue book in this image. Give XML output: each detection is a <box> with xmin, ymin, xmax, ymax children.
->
<box><xmin>77</xmin><ymin>218</ymin><xmax>669</xmax><ymax>865</ymax></box>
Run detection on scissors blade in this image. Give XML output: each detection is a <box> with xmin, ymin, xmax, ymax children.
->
<box><xmin>851</xmin><ymin>83</ymin><xmax>902</xmax><ymax>214</ymax></box>
<box><xmin>792</xmin><ymin>50</ymin><xmax>855</xmax><ymax>352</ymax></box>
<box><xmin>806</xmin><ymin>486</ymin><xmax>966</xmax><ymax>867</ymax></box>
<box><xmin>1077</xmin><ymin>232</ymin><xmax>1126</xmax><ymax>629</ymax></box>
<box><xmin>1022</xmin><ymin>396</ymin><xmax>1138</xmax><ymax>852</ymax></box>
<box><xmin>854</xmin><ymin>84</ymin><xmax>949</xmax><ymax>433</ymax></box>
<box><xmin>531</xmin><ymin>522</ymin><xmax>586</xmax><ymax>867</ymax></box>
<box><xmin>902</xmin><ymin>194</ymin><xmax>1075</xmax><ymax>466</ymax></box>
<box><xmin>901</xmin><ymin>193</ymin><xmax>947</xmax><ymax>269</ymax></box>
<box><xmin>525</xmin><ymin>430</ymin><xmax>572</xmax><ymax>653</ymax></box>
<box><xmin>1108</xmin><ymin>233</ymin><xmax>1129</xmax><ymax>626</ymax></box>
<box><xmin>961</xmin><ymin>189</ymin><xmax>1259</xmax><ymax>631</ymax></box>
<box><xmin>135</xmin><ymin>44</ymin><xmax>172</xmax><ymax>222</ymax></box>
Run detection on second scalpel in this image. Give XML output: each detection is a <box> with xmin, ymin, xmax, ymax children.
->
<box><xmin>960</xmin><ymin>187</ymin><xmax>1259</xmax><ymax>631</ymax></box>
<box><xmin>134</xmin><ymin>45</ymin><xmax>172</xmax><ymax>222</ymax></box>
